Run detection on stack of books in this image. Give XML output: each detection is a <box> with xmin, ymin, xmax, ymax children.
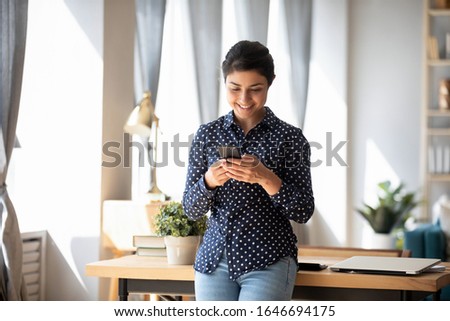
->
<box><xmin>133</xmin><ymin>235</ymin><xmax>167</xmax><ymax>257</ymax></box>
<box><xmin>428</xmin><ymin>145</ymin><xmax>450</xmax><ymax>174</ymax></box>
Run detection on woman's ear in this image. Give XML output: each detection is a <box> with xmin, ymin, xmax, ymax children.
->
<box><xmin>269</xmin><ymin>74</ymin><xmax>276</xmax><ymax>87</ymax></box>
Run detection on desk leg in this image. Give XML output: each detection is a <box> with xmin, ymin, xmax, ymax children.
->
<box><xmin>400</xmin><ymin>290</ymin><xmax>411</xmax><ymax>301</ymax></box>
<box><xmin>432</xmin><ymin>290</ymin><xmax>441</xmax><ymax>301</ymax></box>
<box><xmin>118</xmin><ymin>278</ymin><xmax>128</xmax><ymax>301</ymax></box>
<box><xmin>401</xmin><ymin>290</ymin><xmax>441</xmax><ymax>301</ymax></box>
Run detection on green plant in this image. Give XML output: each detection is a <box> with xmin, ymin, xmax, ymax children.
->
<box><xmin>356</xmin><ymin>181</ymin><xmax>421</xmax><ymax>234</ymax></box>
<box><xmin>154</xmin><ymin>201</ymin><xmax>207</xmax><ymax>237</ymax></box>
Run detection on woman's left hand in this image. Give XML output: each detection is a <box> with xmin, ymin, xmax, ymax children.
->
<box><xmin>224</xmin><ymin>154</ymin><xmax>282</xmax><ymax>196</ymax></box>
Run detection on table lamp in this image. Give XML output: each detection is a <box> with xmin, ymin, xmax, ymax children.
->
<box><xmin>124</xmin><ymin>91</ymin><xmax>167</xmax><ymax>202</ymax></box>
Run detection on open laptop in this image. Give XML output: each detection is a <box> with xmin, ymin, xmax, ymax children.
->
<box><xmin>329</xmin><ymin>256</ymin><xmax>441</xmax><ymax>275</ymax></box>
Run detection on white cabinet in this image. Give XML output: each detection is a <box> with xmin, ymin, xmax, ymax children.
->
<box><xmin>423</xmin><ymin>0</ymin><xmax>450</xmax><ymax>219</ymax></box>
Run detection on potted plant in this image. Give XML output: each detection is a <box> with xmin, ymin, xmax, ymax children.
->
<box><xmin>154</xmin><ymin>201</ymin><xmax>207</xmax><ymax>264</ymax></box>
<box><xmin>356</xmin><ymin>180</ymin><xmax>421</xmax><ymax>248</ymax></box>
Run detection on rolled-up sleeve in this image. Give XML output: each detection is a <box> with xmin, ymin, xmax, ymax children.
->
<box><xmin>270</xmin><ymin>136</ymin><xmax>314</xmax><ymax>223</ymax></box>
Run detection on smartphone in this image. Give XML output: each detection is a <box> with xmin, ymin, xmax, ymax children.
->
<box><xmin>297</xmin><ymin>262</ymin><xmax>328</xmax><ymax>271</ymax></box>
<box><xmin>217</xmin><ymin>146</ymin><xmax>242</xmax><ymax>159</ymax></box>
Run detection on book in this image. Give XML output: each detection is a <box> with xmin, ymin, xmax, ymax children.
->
<box><xmin>428</xmin><ymin>145</ymin><xmax>435</xmax><ymax>174</ymax></box>
<box><xmin>444</xmin><ymin>146</ymin><xmax>450</xmax><ymax>173</ymax></box>
<box><xmin>428</xmin><ymin>36</ymin><xmax>439</xmax><ymax>60</ymax></box>
<box><xmin>136</xmin><ymin>247</ymin><xmax>167</xmax><ymax>257</ymax></box>
<box><xmin>446</xmin><ymin>33</ymin><xmax>450</xmax><ymax>59</ymax></box>
<box><xmin>436</xmin><ymin>145</ymin><xmax>443</xmax><ymax>173</ymax></box>
<box><xmin>132</xmin><ymin>235</ymin><xmax>166</xmax><ymax>248</ymax></box>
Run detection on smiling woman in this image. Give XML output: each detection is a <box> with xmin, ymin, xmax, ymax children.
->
<box><xmin>182</xmin><ymin>40</ymin><xmax>315</xmax><ymax>301</ymax></box>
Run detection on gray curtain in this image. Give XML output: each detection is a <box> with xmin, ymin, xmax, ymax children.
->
<box><xmin>232</xmin><ymin>0</ymin><xmax>312</xmax><ymax>128</ymax></box>
<box><xmin>134</xmin><ymin>0</ymin><xmax>166</xmax><ymax>107</ymax></box>
<box><xmin>234</xmin><ymin>0</ymin><xmax>270</xmax><ymax>44</ymax></box>
<box><xmin>282</xmin><ymin>0</ymin><xmax>312</xmax><ymax>128</ymax></box>
<box><xmin>188</xmin><ymin>0</ymin><xmax>223</xmax><ymax>123</ymax></box>
<box><xmin>0</xmin><ymin>0</ymin><xmax>28</xmax><ymax>300</ymax></box>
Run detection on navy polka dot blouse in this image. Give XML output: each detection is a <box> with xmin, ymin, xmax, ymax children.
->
<box><xmin>182</xmin><ymin>107</ymin><xmax>314</xmax><ymax>280</ymax></box>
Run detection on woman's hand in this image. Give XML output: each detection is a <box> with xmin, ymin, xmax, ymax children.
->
<box><xmin>204</xmin><ymin>160</ymin><xmax>231</xmax><ymax>190</ymax></box>
<box><xmin>224</xmin><ymin>154</ymin><xmax>282</xmax><ymax>196</ymax></box>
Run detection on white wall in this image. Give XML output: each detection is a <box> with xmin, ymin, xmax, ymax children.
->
<box><xmin>302</xmin><ymin>0</ymin><xmax>423</xmax><ymax>248</ymax></box>
<box><xmin>348</xmin><ymin>0</ymin><xmax>423</xmax><ymax>245</ymax></box>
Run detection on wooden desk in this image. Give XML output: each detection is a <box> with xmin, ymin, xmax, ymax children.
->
<box><xmin>85</xmin><ymin>255</ymin><xmax>450</xmax><ymax>301</ymax></box>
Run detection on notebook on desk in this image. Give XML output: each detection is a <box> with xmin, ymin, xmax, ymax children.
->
<box><xmin>329</xmin><ymin>256</ymin><xmax>441</xmax><ymax>275</ymax></box>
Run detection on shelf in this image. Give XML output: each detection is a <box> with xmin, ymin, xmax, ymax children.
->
<box><xmin>427</xmin><ymin>109</ymin><xmax>450</xmax><ymax>116</ymax></box>
<box><xmin>429</xmin><ymin>9</ymin><xmax>450</xmax><ymax>16</ymax></box>
<box><xmin>423</xmin><ymin>1</ymin><xmax>450</xmax><ymax>220</ymax></box>
<box><xmin>427</xmin><ymin>128</ymin><xmax>450</xmax><ymax>135</ymax></box>
<box><xmin>428</xmin><ymin>174</ymin><xmax>450</xmax><ymax>182</ymax></box>
<box><xmin>428</xmin><ymin>59</ymin><xmax>450</xmax><ymax>66</ymax></box>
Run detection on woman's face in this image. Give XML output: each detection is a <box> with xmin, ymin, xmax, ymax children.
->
<box><xmin>225</xmin><ymin>70</ymin><xmax>269</xmax><ymax>125</ymax></box>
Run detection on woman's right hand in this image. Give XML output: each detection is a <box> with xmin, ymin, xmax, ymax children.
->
<box><xmin>204</xmin><ymin>160</ymin><xmax>230</xmax><ymax>190</ymax></box>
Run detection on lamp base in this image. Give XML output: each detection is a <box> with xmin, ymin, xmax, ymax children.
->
<box><xmin>145</xmin><ymin>192</ymin><xmax>167</xmax><ymax>203</ymax></box>
<box><xmin>145</xmin><ymin>183</ymin><xmax>168</xmax><ymax>203</ymax></box>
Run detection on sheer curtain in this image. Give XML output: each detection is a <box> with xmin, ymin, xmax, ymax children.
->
<box><xmin>188</xmin><ymin>0</ymin><xmax>223</xmax><ymax>123</ymax></box>
<box><xmin>282</xmin><ymin>0</ymin><xmax>312</xmax><ymax>128</ymax></box>
<box><xmin>220</xmin><ymin>0</ymin><xmax>312</xmax><ymax>129</ymax></box>
<box><xmin>0</xmin><ymin>0</ymin><xmax>28</xmax><ymax>300</ymax></box>
<box><xmin>133</xmin><ymin>0</ymin><xmax>166</xmax><ymax>199</ymax></box>
<box><xmin>134</xmin><ymin>0</ymin><xmax>313</xmax><ymax>201</ymax></box>
<box><xmin>265</xmin><ymin>0</ymin><xmax>312</xmax><ymax>129</ymax></box>
<box><xmin>134</xmin><ymin>0</ymin><xmax>166</xmax><ymax>105</ymax></box>
<box><xmin>234</xmin><ymin>0</ymin><xmax>270</xmax><ymax>44</ymax></box>
<box><xmin>219</xmin><ymin>0</ymin><xmax>270</xmax><ymax>116</ymax></box>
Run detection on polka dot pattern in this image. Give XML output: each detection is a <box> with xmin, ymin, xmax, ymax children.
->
<box><xmin>182</xmin><ymin>107</ymin><xmax>314</xmax><ymax>280</ymax></box>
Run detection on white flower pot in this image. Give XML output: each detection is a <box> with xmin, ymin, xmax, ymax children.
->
<box><xmin>370</xmin><ymin>232</ymin><xmax>395</xmax><ymax>249</ymax></box>
<box><xmin>362</xmin><ymin>224</ymin><xmax>395</xmax><ymax>249</ymax></box>
<box><xmin>164</xmin><ymin>235</ymin><xmax>201</xmax><ymax>265</ymax></box>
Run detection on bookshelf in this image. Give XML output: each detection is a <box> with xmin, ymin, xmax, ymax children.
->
<box><xmin>423</xmin><ymin>0</ymin><xmax>450</xmax><ymax>219</ymax></box>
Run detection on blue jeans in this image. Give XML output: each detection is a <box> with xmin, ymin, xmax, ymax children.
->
<box><xmin>195</xmin><ymin>252</ymin><xmax>297</xmax><ymax>301</ymax></box>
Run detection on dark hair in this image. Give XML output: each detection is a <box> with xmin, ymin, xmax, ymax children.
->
<box><xmin>222</xmin><ymin>40</ymin><xmax>275</xmax><ymax>86</ymax></box>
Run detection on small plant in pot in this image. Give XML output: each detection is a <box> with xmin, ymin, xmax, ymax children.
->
<box><xmin>154</xmin><ymin>201</ymin><xmax>207</xmax><ymax>265</ymax></box>
<box><xmin>356</xmin><ymin>180</ymin><xmax>421</xmax><ymax>248</ymax></box>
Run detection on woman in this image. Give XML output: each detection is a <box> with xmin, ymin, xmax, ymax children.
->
<box><xmin>182</xmin><ymin>40</ymin><xmax>314</xmax><ymax>301</ymax></box>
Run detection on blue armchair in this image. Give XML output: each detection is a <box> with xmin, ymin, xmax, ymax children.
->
<box><xmin>403</xmin><ymin>222</ymin><xmax>449</xmax><ymax>300</ymax></box>
<box><xmin>404</xmin><ymin>222</ymin><xmax>447</xmax><ymax>261</ymax></box>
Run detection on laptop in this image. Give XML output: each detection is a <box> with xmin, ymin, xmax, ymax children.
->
<box><xmin>329</xmin><ymin>256</ymin><xmax>441</xmax><ymax>275</ymax></box>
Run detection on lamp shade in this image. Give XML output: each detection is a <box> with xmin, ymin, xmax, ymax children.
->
<box><xmin>124</xmin><ymin>91</ymin><xmax>155</xmax><ymax>137</ymax></box>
